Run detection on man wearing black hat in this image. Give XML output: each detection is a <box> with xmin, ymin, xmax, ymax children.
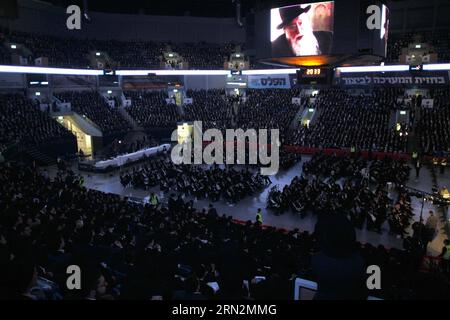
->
<box><xmin>272</xmin><ymin>4</ymin><xmax>333</xmax><ymax>57</ymax></box>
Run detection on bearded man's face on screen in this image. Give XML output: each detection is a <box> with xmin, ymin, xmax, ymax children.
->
<box><xmin>283</xmin><ymin>12</ymin><xmax>320</xmax><ymax>56</ymax></box>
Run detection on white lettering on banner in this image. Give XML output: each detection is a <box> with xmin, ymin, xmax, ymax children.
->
<box><xmin>414</xmin><ymin>77</ymin><xmax>445</xmax><ymax>84</ymax></box>
<box><xmin>248</xmin><ymin>75</ymin><xmax>291</xmax><ymax>89</ymax></box>
<box><xmin>341</xmin><ymin>75</ymin><xmax>447</xmax><ymax>86</ymax></box>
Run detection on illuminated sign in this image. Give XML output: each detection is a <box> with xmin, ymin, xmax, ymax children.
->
<box><xmin>305</xmin><ymin>68</ymin><xmax>321</xmax><ymax>76</ymax></box>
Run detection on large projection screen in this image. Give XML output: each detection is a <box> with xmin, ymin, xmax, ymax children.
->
<box><xmin>270</xmin><ymin>1</ymin><xmax>334</xmax><ymax>57</ymax></box>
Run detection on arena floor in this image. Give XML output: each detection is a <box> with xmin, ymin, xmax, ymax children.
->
<box><xmin>50</xmin><ymin>155</ymin><xmax>450</xmax><ymax>255</ymax></box>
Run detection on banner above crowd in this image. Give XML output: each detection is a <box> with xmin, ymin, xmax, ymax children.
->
<box><xmin>337</xmin><ymin>71</ymin><xmax>450</xmax><ymax>86</ymax></box>
<box><xmin>247</xmin><ymin>74</ymin><xmax>291</xmax><ymax>89</ymax></box>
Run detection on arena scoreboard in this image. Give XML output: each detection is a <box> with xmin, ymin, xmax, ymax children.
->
<box><xmin>297</xmin><ymin>67</ymin><xmax>332</xmax><ymax>85</ymax></box>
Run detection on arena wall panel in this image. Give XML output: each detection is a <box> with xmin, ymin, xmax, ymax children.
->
<box><xmin>0</xmin><ymin>0</ymin><xmax>245</xmax><ymax>43</ymax></box>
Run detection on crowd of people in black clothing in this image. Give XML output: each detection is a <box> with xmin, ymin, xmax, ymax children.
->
<box><xmin>55</xmin><ymin>91</ymin><xmax>131</xmax><ymax>136</ymax></box>
<box><xmin>3</xmin><ymin>26</ymin><xmax>450</xmax><ymax>70</ymax></box>
<box><xmin>416</xmin><ymin>88</ymin><xmax>450</xmax><ymax>155</ymax></box>
<box><xmin>288</xmin><ymin>89</ymin><xmax>408</xmax><ymax>152</ymax></box>
<box><xmin>0</xmin><ymin>93</ymin><xmax>75</xmax><ymax>151</ymax></box>
<box><xmin>237</xmin><ymin>89</ymin><xmax>301</xmax><ymax>142</ymax></box>
<box><xmin>170</xmin><ymin>42</ymin><xmax>236</xmax><ymax>69</ymax></box>
<box><xmin>3</xmin><ymin>30</ymin><xmax>91</xmax><ymax>68</ymax></box>
<box><xmin>1</xmin><ymin>160</ymin><xmax>448</xmax><ymax>300</ymax></box>
<box><xmin>93</xmin><ymin>40</ymin><xmax>162</xmax><ymax>69</ymax></box>
<box><xmin>387</xmin><ymin>30</ymin><xmax>450</xmax><ymax>63</ymax></box>
<box><xmin>120</xmin><ymin>154</ymin><xmax>271</xmax><ymax>203</ymax></box>
<box><xmin>184</xmin><ymin>89</ymin><xmax>235</xmax><ymax>131</ymax></box>
<box><xmin>124</xmin><ymin>90</ymin><xmax>181</xmax><ymax>129</ymax></box>
<box><xmin>268</xmin><ymin>153</ymin><xmax>415</xmax><ymax>239</ymax></box>
<box><xmin>1</xmin><ymin>28</ymin><xmax>239</xmax><ymax>70</ymax></box>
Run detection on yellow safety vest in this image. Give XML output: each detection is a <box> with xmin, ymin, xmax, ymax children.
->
<box><xmin>444</xmin><ymin>245</ymin><xmax>450</xmax><ymax>260</ymax></box>
<box><xmin>256</xmin><ymin>213</ymin><xmax>262</xmax><ymax>223</ymax></box>
<box><xmin>150</xmin><ymin>195</ymin><xmax>158</xmax><ymax>205</ymax></box>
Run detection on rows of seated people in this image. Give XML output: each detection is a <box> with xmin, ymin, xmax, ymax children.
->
<box><xmin>1</xmin><ymin>28</ymin><xmax>240</xmax><ymax>70</ymax></box>
<box><xmin>237</xmin><ymin>89</ymin><xmax>301</xmax><ymax>139</ymax></box>
<box><xmin>7</xmin><ymin>26</ymin><xmax>450</xmax><ymax>69</ymax></box>
<box><xmin>288</xmin><ymin>88</ymin><xmax>408</xmax><ymax>152</ymax></box>
<box><xmin>171</xmin><ymin>42</ymin><xmax>236</xmax><ymax>69</ymax></box>
<box><xmin>1</xmin><ymin>160</ymin><xmax>446</xmax><ymax>300</ymax></box>
<box><xmin>301</xmin><ymin>152</ymin><xmax>410</xmax><ymax>186</ymax></box>
<box><xmin>415</xmin><ymin>88</ymin><xmax>450</xmax><ymax>155</ymax></box>
<box><xmin>184</xmin><ymin>89</ymin><xmax>234</xmax><ymax>131</ymax></box>
<box><xmin>55</xmin><ymin>91</ymin><xmax>131</xmax><ymax>136</ymax></box>
<box><xmin>387</xmin><ymin>30</ymin><xmax>450</xmax><ymax>63</ymax></box>
<box><xmin>5</xmin><ymin>26</ymin><xmax>450</xmax><ymax>69</ymax></box>
<box><xmin>268</xmin><ymin>153</ymin><xmax>417</xmax><ymax>240</ymax></box>
<box><xmin>120</xmin><ymin>154</ymin><xmax>271</xmax><ymax>203</ymax></box>
<box><xmin>5</xmin><ymin>30</ymin><xmax>92</xmax><ymax>68</ymax></box>
<box><xmin>372</xmin><ymin>88</ymin><xmax>407</xmax><ymax>109</ymax></box>
<box><xmin>90</xmin><ymin>39</ymin><xmax>163</xmax><ymax>69</ymax></box>
<box><xmin>124</xmin><ymin>90</ymin><xmax>181</xmax><ymax>128</ymax></box>
<box><xmin>0</xmin><ymin>93</ymin><xmax>74</xmax><ymax>152</ymax></box>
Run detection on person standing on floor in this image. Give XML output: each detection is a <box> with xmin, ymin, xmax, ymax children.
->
<box><xmin>439</xmin><ymin>239</ymin><xmax>450</xmax><ymax>274</ymax></box>
<box><xmin>150</xmin><ymin>192</ymin><xmax>159</xmax><ymax>207</ymax></box>
<box><xmin>256</xmin><ymin>208</ymin><xmax>263</xmax><ymax>224</ymax></box>
<box><xmin>415</xmin><ymin>159</ymin><xmax>421</xmax><ymax>180</ymax></box>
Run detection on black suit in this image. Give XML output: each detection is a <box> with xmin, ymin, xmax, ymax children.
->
<box><xmin>271</xmin><ymin>31</ymin><xmax>333</xmax><ymax>57</ymax></box>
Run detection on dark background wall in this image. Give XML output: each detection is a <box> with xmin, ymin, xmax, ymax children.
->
<box><xmin>386</xmin><ymin>0</ymin><xmax>450</xmax><ymax>33</ymax></box>
<box><xmin>2</xmin><ymin>0</ymin><xmax>450</xmax><ymax>56</ymax></box>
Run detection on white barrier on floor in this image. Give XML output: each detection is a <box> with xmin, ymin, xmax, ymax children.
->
<box><xmin>94</xmin><ymin>144</ymin><xmax>170</xmax><ymax>169</ymax></box>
